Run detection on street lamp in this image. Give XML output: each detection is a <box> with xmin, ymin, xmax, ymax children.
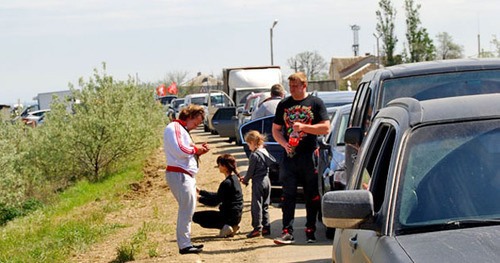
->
<box><xmin>373</xmin><ymin>33</ymin><xmax>381</xmax><ymax>68</ymax></box>
<box><xmin>270</xmin><ymin>19</ymin><xmax>278</xmax><ymax>65</ymax></box>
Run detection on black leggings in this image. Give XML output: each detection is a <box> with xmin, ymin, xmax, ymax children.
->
<box><xmin>193</xmin><ymin>210</ymin><xmax>241</xmax><ymax>229</ymax></box>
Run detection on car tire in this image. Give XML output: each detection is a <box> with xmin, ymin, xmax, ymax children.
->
<box><xmin>235</xmin><ymin>136</ymin><xmax>242</xmax><ymax>146</ymax></box>
<box><xmin>326</xmin><ymin>227</ymin><xmax>335</xmax><ymax>239</ymax></box>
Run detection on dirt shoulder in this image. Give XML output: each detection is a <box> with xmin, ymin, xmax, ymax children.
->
<box><xmin>71</xmin><ymin>127</ymin><xmax>332</xmax><ymax>263</ymax></box>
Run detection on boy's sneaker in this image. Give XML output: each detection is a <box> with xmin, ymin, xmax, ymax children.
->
<box><xmin>219</xmin><ymin>224</ymin><xmax>233</xmax><ymax>237</ymax></box>
<box><xmin>262</xmin><ymin>225</ymin><xmax>271</xmax><ymax>236</ymax></box>
<box><xmin>246</xmin><ymin>229</ymin><xmax>261</xmax><ymax>238</ymax></box>
<box><xmin>305</xmin><ymin>228</ymin><xmax>316</xmax><ymax>243</ymax></box>
<box><xmin>274</xmin><ymin>229</ymin><xmax>295</xmax><ymax>245</ymax></box>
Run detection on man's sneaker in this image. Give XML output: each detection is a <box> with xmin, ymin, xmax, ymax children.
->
<box><xmin>273</xmin><ymin>230</ymin><xmax>295</xmax><ymax>245</ymax></box>
<box><xmin>246</xmin><ymin>229</ymin><xmax>261</xmax><ymax>238</ymax></box>
<box><xmin>179</xmin><ymin>245</ymin><xmax>203</xmax><ymax>254</ymax></box>
<box><xmin>305</xmin><ymin>228</ymin><xmax>316</xmax><ymax>243</ymax></box>
<box><xmin>219</xmin><ymin>224</ymin><xmax>233</xmax><ymax>237</ymax></box>
<box><xmin>262</xmin><ymin>225</ymin><xmax>271</xmax><ymax>236</ymax></box>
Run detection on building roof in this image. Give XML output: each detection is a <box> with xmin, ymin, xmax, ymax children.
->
<box><xmin>181</xmin><ymin>73</ymin><xmax>222</xmax><ymax>87</ymax></box>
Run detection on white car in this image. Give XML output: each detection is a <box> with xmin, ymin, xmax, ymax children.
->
<box><xmin>23</xmin><ymin>109</ymin><xmax>50</xmax><ymax>122</ymax></box>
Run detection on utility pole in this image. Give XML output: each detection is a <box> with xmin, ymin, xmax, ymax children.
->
<box><xmin>373</xmin><ymin>33</ymin><xmax>381</xmax><ymax>67</ymax></box>
<box><xmin>270</xmin><ymin>19</ymin><xmax>279</xmax><ymax>65</ymax></box>
<box><xmin>351</xmin><ymin>25</ymin><xmax>360</xmax><ymax>56</ymax></box>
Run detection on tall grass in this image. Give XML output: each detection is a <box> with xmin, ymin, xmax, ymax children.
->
<box><xmin>0</xmin><ymin>164</ymin><xmax>143</xmax><ymax>262</ymax></box>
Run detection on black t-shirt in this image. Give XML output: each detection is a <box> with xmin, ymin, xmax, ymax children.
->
<box><xmin>273</xmin><ymin>95</ymin><xmax>329</xmax><ymax>153</ymax></box>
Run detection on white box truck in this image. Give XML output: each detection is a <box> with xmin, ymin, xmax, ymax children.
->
<box><xmin>209</xmin><ymin>66</ymin><xmax>282</xmax><ymax>143</ymax></box>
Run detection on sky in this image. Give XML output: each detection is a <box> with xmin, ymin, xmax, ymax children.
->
<box><xmin>1</xmin><ymin>0</ymin><xmax>499</xmax><ymax>105</ymax></box>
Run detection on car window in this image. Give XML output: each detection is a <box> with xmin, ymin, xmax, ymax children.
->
<box><xmin>326</xmin><ymin>111</ymin><xmax>337</xmax><ymax>143</ymax></box>
<box><xmin>191</xmin><ymin>96</ymin><xmax>206</xmax><ymax>105</ymax></box>
<box><xmin>397</xmin><ymin>119</ymin><xmax>500</xmax><ymax>229</ymax></box>
<box><xmin>240</xmin><ymin>116</ymin><xmax>277</xmax><ymax>143</ymax></box>
<box><xmin>335</xmin><ymin>113</ymin><xmax>350</xmax><ymax>146</ymax></box>
<box><xmin>213</xmin><ymin>108</ymin><xmax>236</xmax><ymax>120</ymax></box>
<box><xmin>349</xmin><ymin>83</ymin><xmax>366</xmax><ymax>127</ymax></box>
<box><xmin>380</xmin><ymin>69</ymin><xmax>500</xmax><ymax>107</ymax></box>
<box><xmin>355</xmin><ymin>123</ymin><xmax>396</xmax><ymax>212</ymax></box>
<box><xmin>351</xmin><ymin>83</ymin><xmax>371</xmax><ymax>130</ymax></box>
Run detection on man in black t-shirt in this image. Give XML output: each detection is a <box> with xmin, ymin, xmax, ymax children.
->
<box><xmin>272</xmin><ymin>72</ymin><xmax>330</xmax><ymax>244</ymax></box>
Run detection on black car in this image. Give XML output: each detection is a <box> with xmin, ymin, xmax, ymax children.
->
<box><xmin>323</xmin><ymin>94</ymin><xmax>500</xmax><ymax>262</ymax></box>
<box><xmin>345</xmin><ymin>58</ymin><xmax>500</xmax><ymax>178</ymax></box>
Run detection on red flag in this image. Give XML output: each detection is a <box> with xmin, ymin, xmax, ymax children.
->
<box><xmin>156</xmin><ymin>85</ymin><xmax>166</xmax><ymax>96</ymax></box>
<box><xmin>167</xmin><ymin>82</ymin><xmax>178</xmax><ymax>94</ymax></box>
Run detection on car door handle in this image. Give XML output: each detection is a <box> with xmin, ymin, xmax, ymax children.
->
<box><xmin>212</xmin><ymin>121</ymin><xmax>219</xmax><ymax>125</ymax></box>
<box><xmin>349</xmin><ymin>234</ymin><xmax>358</xmax><ymax>250</ymax></box>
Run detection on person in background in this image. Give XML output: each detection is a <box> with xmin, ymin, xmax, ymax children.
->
<box><xmin>163</xmin><ymin>104</ymin><xmax>210</xmax><ymax>255</ymax></box>
<box><xmin>193</xmin><ymin>154</ymin><xmax>244</xmax><ymax>238</ymax></box>
<box><xmin>251</xmin><ymin>83</ymin><xmax>285</xmax><ymax>120</ymax></box>
<box><xmin>241</xmin><ymin>130</ymin><xmax>277</xmax><ymax>238</ymax></box>
<box><xmin>272</xmin><ymin>72</ymin><xmax>330</xmax><ymax>245</ymax></box>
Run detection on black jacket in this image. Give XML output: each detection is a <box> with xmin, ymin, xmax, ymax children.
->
<box><xmin>199</xmin><ymin>174</ymin><xmax>243</xmax><ymax>218</ymax></box>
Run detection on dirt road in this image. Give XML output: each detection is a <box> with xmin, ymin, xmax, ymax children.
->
<box><xmin>71</xmin><ymin>127</ymin><xmax>333</xmax><ymax>262</ymax></box>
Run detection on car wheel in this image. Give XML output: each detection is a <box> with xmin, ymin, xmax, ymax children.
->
<box><xmin>326</xmin><ymin>227</ymin><xmax>336</xmax><ymax>239</ymax></box>
<box><xmin>235</xmin><ymin>136</ymin><xmax>242</xmax><ymax>146</ymax></box>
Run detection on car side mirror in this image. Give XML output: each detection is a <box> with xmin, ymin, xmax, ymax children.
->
<box><xmin>317</xmin><ymin>135</ymin><xmax>329</xmax><ymax>149</ymax></box>
<box><xmin>322</xmin><ymin>190</ymin><xmax>374</xmax><ymax>229</ymax></box>
<box><xmin>344</xmin><ymin>127</ymin><xmax>363</xmax><ymax>146</ymax></box>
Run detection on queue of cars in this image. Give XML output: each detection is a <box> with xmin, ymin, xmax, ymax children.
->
<box><xmin>166</xmin><ymin>58</ymin><xmax>500</xmax><ymax>262</ymax></box>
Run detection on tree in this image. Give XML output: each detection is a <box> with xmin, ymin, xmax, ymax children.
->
<box><xmin>404</xmin><ymin>0</ymin><xmax>435</xmax><ymax>62</ymax></box>
<box><xmin>491</xmin><ymin>35</ymin><xmax>500</xmax><ymax>57</ymax></box>
<box><xmin>287</xmin><ymin>51</ymin><xmax>328</xmax><ymax>80</ymax></box>
<box><xmin>435</xmin><ymin>32</ymin><xmax>464</xmax><ymax>59</ymax></box>
<box><xmin>376</xmin><ymin>0</ymin><xmax>398</xmax><ymax>66</ymax></box>
<box><xmin>164</xmin><ymin>70</ymin><xmax>189</xmax><ymax>86</ymax></box>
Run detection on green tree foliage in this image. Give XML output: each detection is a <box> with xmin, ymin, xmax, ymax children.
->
<box><xmin>0</xmin><ymin>64</ymin><xmax>166</xmax><ymax>221</ymax></box>
<box><xmin>287</xmin><ymin>51</ymin><xmax>328</xmax><ymax>80</ymax></box>
<box><xmin>0</xmin><ymin>122</ymin><xmax>30</xmax><ymax>208</ymax></box>
<box><xmin>404</xmin><ymin>0</ymin><xmax>435</xmax><ymax>62</ymax></box>
<box><xmin>67</xmin><ymin>66</ymin><xmax>166</xmax><ymax>181</ymax></box>
<box><xmin>436</xmin><ymin>32</ymin><xmax>464</xmax><ymax>59</ymax></box>
<box><xmin>491</xmin><ymin>35</ymin><xmax>500</xmax><ymax>57</ymax></box>
<box><xmin>376</xmin><ymin>0</ymin><xmax>398</xmax><ymax>66</ymax></box>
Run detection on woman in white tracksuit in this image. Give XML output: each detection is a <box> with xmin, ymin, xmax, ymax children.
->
<box><xmin>163</xmin><ymin>104</ymin><xmax>210</xmax><ymax>255</ymax></box>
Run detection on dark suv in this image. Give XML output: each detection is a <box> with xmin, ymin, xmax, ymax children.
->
<box><xmin>345</xmin><ymin>59</ymin><xmax>500</xmax><ymax>177</ymax></box>
<box><xmin>322</xmin><ymin>94</ymin><xmax>500</xmax><ymax>262</ymax></box>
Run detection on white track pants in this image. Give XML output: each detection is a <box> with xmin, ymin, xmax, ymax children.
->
<box><xmin>165</xmin><ymin>171</ymin><xmax>197</xmax><ymax>250</ymax></box>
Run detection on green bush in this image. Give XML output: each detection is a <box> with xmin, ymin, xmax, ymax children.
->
<box><xmin>0</xmin><ymin>121</ymin><xmax>30</xmax><ymax>209</ymax></box>
<box><xmin>0</xmin><ymin>64</ymin><xmax>166</xmax><ymax>221</ymax></box>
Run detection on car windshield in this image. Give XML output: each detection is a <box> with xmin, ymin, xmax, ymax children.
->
<box><xmin>172</xmin><ymin>99</ymin><xmax>184</xmax><ymax>108</ymax></box>
<box><xmin>236</xmin><ymin>89</ymin><xmax>269</xmax><ymax>106</ymax></box>
<box><xmin>319</xmin><ymin>92</ymin><xmax>355</xmax><ymax>108</ymax></box>
<box><xmin>380</xmin><ymin>69</ymin><xmax>500</xmax><ymax>107</ymax></box>
<box><xmin>191</xmin><ymin>97</ymin><xmax>206</xmax><ymax>105</ymax></box>
<box><xmin>396</xmin><ymin>119</ymin><xmax>500</xmax><ymax>234</ymax></box>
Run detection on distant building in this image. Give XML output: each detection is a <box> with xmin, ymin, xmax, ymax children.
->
<box><xmin>329</xmin><ymin>55</ymin><xmax>381</xmax><ymax>90</ymax></box>
<box><xmin>33</xmin><ymin>90</ymin><xmax>76</xmax><ymax>111</ymax></box>
<box><xmin>181</xmin><ymin>72</ymin><xmax>222</xmax><ymax>93</ymax></box>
